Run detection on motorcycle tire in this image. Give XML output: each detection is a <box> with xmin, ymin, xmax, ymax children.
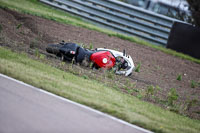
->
<box><xmin>46</xmin><ymin>44</ymin><xmax>62</xmax><ymax>55</ymax></box>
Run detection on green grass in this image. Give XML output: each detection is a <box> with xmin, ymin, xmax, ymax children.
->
<box><xmin>135</xmin><ymin>62</ymin><xmax>141</xmax><ymax>72</ymax></box>
<box><xmin>1</xmin><ymin>47</ymin><xmax>200</xmax><ymax>133</ymax></box>
<box><xmin>0</xmin><ymin>0</ymin><xmax>200</xmax><ymax>64</ymax></box>
<box><xmin>0</xmin><ymin>24</ymin><xmax>2</xmax><ymax>33</ymax></box>
<box><xmin>176</xmin><ymin>74</ymin><xmax>182</xmax><ymax>81</ymax></box>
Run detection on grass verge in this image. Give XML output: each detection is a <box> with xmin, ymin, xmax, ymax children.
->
<box><xmin>0</xmin><ymin>47</ymin><xmax>200</xmax><ymax>133</ymax></box>
<box><xmin>0</xmin><ymin>0</ymin><xmax>200</xmax><ymax>64</ymax></box>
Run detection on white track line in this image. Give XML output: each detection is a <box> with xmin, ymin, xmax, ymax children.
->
<box><xmin>0</xmin><ymin>73</ymin><xmax>153</xmax><ymax>133</ymax></box>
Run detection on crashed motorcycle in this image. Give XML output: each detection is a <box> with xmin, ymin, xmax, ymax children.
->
<box><xmin>46</xmin><ymin>42</ymin><xmax>135</xmax><ymax>76</ymax></box>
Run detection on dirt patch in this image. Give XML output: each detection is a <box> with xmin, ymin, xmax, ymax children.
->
<box><xmin>0</xmin><ymin>8</ymin><xmax>200</xmax><ymax>119</ymax></box>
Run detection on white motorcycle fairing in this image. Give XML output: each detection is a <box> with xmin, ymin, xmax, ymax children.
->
<box><xmin>96</xmin><ymin>48</ymin><xmax>135</xmax><ymax>76</ymax></box>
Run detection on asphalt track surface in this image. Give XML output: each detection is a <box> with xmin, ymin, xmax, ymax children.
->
<box><xmin>0</xmin><ymin>74</ymin><xmax>152</xmax><ymax>133</ymax></box>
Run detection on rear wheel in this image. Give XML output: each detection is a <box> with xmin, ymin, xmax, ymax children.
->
<box><xmin>46</xmin><ymin>44</ymin><xmax>62</xmax><ymax>55</ymax></box>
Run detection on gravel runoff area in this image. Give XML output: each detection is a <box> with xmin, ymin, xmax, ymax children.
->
<box><xmin>0</xmin><ymin>8</ymin><xmax>200</xmax><ymax>120</ymax></box>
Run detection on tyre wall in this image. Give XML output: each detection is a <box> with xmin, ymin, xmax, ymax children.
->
<box><xmin>167</xmin><ymin>22</ymin><xmax>200</xmax><ymax>59</ymax></box>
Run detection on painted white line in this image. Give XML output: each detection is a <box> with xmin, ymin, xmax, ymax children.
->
<box><xmin>0</xmin><ymin>73</ymin><xmax>153</xmax><ymax>133</ymax></box>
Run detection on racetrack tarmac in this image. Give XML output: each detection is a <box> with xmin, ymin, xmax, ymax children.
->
<box><xmin>0</xmin><ymin>74</ymin><xmax>151</xmax><ymax>133</ymax></box>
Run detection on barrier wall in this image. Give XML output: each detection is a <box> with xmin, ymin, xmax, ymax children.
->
<box><xmin>40</xmin><ymin>0</ymin><xmax>185</xmax><ymax>46</ymax></box>
<box><xmin>167</xmin><ymin>22</ymin><xmax>200</xmax><ymax>59</ymax></box>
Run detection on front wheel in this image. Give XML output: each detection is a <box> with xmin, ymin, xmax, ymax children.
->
<box><xmin>127</xmin><ymin>73</ymin><xmax>132</xmax><ymax>76</ymax></box>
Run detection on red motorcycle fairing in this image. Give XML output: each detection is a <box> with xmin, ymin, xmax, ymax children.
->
<box><xmin>90</xmin><ymin>51</ymin><xmax>116</xmax><ymax>69</ymax></box>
